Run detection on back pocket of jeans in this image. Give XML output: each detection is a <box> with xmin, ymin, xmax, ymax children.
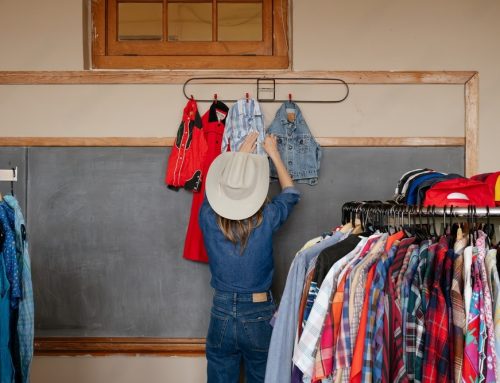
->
<box><xmin>206</xmin><ymin>312</ymin><xmax>229</xmax><ymax>349</ymax></box>
<box><xmin>242</xmin><ymin>313</ymin><xmax>273</xmax><ymax>352</ymax></box>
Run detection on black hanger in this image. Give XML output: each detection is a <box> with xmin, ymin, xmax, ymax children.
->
<box><xmin>11</xmin><ymin>168</ymin><xmax>16</xmax><ymax>196</ymax></box>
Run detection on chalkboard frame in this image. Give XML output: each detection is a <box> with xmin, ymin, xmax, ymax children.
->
<box><xmin>0</xmin><ymin>69</ymin><xmax>478</xmax><ymax>355</ymax></box>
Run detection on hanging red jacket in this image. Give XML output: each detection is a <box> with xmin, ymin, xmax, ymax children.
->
<box><xmin>183</xmin><ymin>100</ymin><xmax>229</xmax><ymax>262</ymax></box>
<box><xmin>165</xmin><ymin>99</ymin><xmax>207</xmax><ymax>192</ymax></box>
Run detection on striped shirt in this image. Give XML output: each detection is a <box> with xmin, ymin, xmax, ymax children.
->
<box><xmin>293</xmin><ymin>237</ymin><xmax>371</xmax><ymax>377</ymax></box>
<box><xmin>221</xmin><ymin>98</ymin><xmax>266</xmax><ymax>155</ymax></box>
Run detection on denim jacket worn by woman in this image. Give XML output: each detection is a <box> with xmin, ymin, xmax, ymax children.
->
<box><xmin>267</xmin><ymin>101</ymin><xmax>321</xmax><ymax>185</ymax></box>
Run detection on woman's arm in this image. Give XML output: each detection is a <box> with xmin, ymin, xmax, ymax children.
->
<box><xmin>263</xmin><ymin>134</ymin><xmax>294</xmax><ymax>190</ymax></box>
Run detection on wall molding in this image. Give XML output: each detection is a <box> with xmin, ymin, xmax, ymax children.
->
<box><xmin>0</xmin><ymin>137</ymin><xmax>465</xmax><ymax>147</ymax></box>
<box><xmin>35</xmin><ymin>337</ymin><xmax>205</xmax><ymax>356</ymax></box>
<box><xmin>0</xmin><ymin>70</ymin><xmax>476</xmax><ymax>85</ymax></box>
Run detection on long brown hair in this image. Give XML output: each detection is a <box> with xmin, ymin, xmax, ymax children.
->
<box><xmin>216</xmin><ymin>199</ymin><xmax>269</xmax><ymax>253</ymax></box>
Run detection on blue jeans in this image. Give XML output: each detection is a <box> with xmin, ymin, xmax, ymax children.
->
<box><xmin>206</xmin><ymin>290</ymin><xmax>275</xmax><ymax>383</ymax></box>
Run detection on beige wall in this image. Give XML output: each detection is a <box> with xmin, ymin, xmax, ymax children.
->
<box><xmin>33</xmin><ymin>356</ymin><xmax>206</xmax><ymax>383</ymax></box>
<box><xmin>1</xmin><ymin>0</ymin><xmax>500</xmax><ymax>382</ymax></box>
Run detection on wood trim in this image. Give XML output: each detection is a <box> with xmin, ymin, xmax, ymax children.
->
<box><xmin>107</xmin><ymin>41</ymin><xmax>272</xmax><ymax>56</ymax></box>
<box><xmin>98</xmin><ymin>0</ymin><xmax>276</xmax><ymax>68</ymax></box>
<box><xmin>0</xmin><ymin>70</ymin><xmax>477</xmax><ymax>85</ymax></box>
<box><xmin>0</xmin><ymin>137</ymin><xmax>465</xmax><ymax>147</ymax></box>
<box><xmin>94</xmin><ymin>55</ymin><xmax>289</xmax><ymax>69</ymax></box>
<box><xmin>35</xmin><ymin>337</ymin><xmax>205</xmax><ymax>356</ymax></box>
<box><xmin>316</xmin><ymin>137</ymin><xmax>466</xmax><ymax>147</ymax></box>
<box><xmin>465</xmin><ymin>73</ymin><xmax>479</xmax><ymax>177</ymax></box>
<box><xmin>273</xmin><ymin>0</ymin><xmax>288</xmax><ymax>58</ymax></box>
<box><xmin>91</xmin><ymin>0</ymin><xmax>106</xmax><ymax>63</ymax></box>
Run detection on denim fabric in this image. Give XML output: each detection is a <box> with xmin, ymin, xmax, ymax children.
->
<box><xmin>0</xmin><ymin>216</ymin><xmax>14</xmax><ymax>383</ymax></box>
<box><xmin>0</xmin><ymin>202</ymin><xmax>20</xmax><ymax>309</ymax></box>
<box><xmin>264</xmin><ymin>232</ymin><xmax>346</xmax><ymax>383</ymax></box>
<box><xmin>4</xmin><ymin>196</ymin><xmax>33</xmax><ymax>383</ymax></box>
<box><xmin>267</xmin><ymin>102</ymin><xmax>321</xmax><ymax>185</ymax></box>
<box><xmin>206</xmin><ymin>290</ymin><xmax>276</xmax><ymax>383</ymax></box>
<box><xmin>199</xmin><ymin>188</ymin><xmax>300</xmax><ymax>293</ymax></box>
<box><xmin>222</xmin><ymin>98</ymin><xmax>266</xmax><ymax>155</ymax></box>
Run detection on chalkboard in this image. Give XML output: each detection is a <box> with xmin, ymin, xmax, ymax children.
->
<box><xmin>22</xmin><ymin>146</ymin><xmax>464</xmax><ymax>338</ymax></box>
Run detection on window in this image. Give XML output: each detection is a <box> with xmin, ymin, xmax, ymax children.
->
<box><xmin>91</xmin><ymin>0</ymin><xmax>289</xmax><ymax>69</ymax></box>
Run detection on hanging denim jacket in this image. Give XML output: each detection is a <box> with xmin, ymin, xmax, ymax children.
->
<box><xmin>267</xmin><ymin>101</ymin><xmax>321</xmax><ymax>185</ymax></box>
<box><xmin>4</xmin><ymin>196</ymin><xmax>34</xmax><ymax>383</ymax></box>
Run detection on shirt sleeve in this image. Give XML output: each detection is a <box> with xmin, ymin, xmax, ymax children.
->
<box><xmin>221</xmin><ymin>106</ymin><xmax>234</xmax><ymax>153</ymax></box>
<box><xmin>266</xmin><ymin>187</ymin><xmax>301</xmax><ymax>232</ymax></box>
<box><xmin>198</xmin><ymin>193</ymin><xmax>212</xmax><ymax>231</ymax></box>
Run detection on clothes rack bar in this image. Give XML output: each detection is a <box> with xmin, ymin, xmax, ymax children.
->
<box><xmin>182</xmin><ymin>76</ymin><xmax>349</xmax><ymax>103</ymax></box>
<box><xmin>343</xmin><ymin>201</ymin><xmax>500</xmax><ymax>217</ymax></box>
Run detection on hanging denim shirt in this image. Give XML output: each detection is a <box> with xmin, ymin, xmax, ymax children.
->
<box><xmin>267</xmin><ymin>102</ymin><xmax>321</xmax><ymax>185</ymax></box>
<box><xmin>0</xmin><ymin>201</ymin><xmax>21</xmax><ymax>309</ymax></box>
<box><xmin>0</xmin><ymin>205</ymin><xmax>15</xmax><ymax>383</ymax></box>
<box><xmin>221</xmin><ymin>98</ymin><xmax>266</xmax><ymax>155</ymax></box>
<box><xmin>4</xmin><ymin>196</ymin><xmax>34</xmax><ymax>383</ymax></box>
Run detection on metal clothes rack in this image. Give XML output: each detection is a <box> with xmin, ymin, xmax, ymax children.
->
<box><xmin>182</xmin><ymin>76</ymin><xmax>350</xmax><ymax>103</ymax></box>
<box><xmin>342</xmin><ymin>201</ymin><xmax>500</xmax><ymax>218</ymax></box>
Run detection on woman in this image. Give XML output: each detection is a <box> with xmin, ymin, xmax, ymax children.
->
<box><xmin>199</xmin><ymin>132</ymin><xmax>300</xmax><ymax>383</ymax></box>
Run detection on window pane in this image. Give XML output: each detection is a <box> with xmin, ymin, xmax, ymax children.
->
<box><xmin>168</xmin><ymin>3</ymin><xmax>212</xmax><ymax>42</ymax></box>
<box><xmin>218</xmin><ymin>3</ymin><xmax>262</xmax><ymax>41</ymax></box>
<box><xmin>118</xmin><ymin>3</ymin><xmax>163</xmax><ymax>41</ymax></box>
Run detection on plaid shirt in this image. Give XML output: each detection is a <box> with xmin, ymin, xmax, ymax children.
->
<box><xmin>349</xmin><ymin>263</ymin><xmax>377</xmax><ymax>383</ymax></box>
<box><xmin>382</xmin><ymin>237</ymin><xmax>415</xmax><ymax>383</ymax></box>
<box><xmin>349</xmin><ymin>236</ymin><xmax>387</xmax><ymax>352</ymax></box>
<box><xmin>476</xmin><ymin>233</ymin><xmax>497</xmax><ymax>382</ymax></box>
<box><xmin>333</xmin><ymin>236</ymin><xmax>384</xmax><ymax>383</ymax></box>
<box><xmin>406</xmin><ymin>241</ymin><xmax>432</xmax><ymax>383</ymax></box>
<box><xmin>334</xmin><ymin>275</ymin><xmax>353</xmax><ymax>382</ymax></box>
<box><xmin>422</xmin><ymin>236</ymin><xmax>450</xmax><ymax>383</ymax></box>
<box><xmin>422</xmin><ymin>243</ymin><xmax>437</xmax><ymax>313</ymax></box>
<box><xmin>293</xmin><ymin>237</ymin><xmax>370</xmax><ymax>378</ymax></box>
<box><xmin>265</xmin><ymin>232</ymin><xmax>346</xmax><ymax>383</ymax></box>
<box><xmin>400</xmin><ymin>244</ymin><xmax>421</xmax><ymax>362</ymax></box>
<box><xmin>486</xmin><ymin>249</ymin><xmax>500</xmax><ymax>383</ymax></box>
<box><xmin>3</xmin><ymin>196</ymin><xmax>34</xmax><ymax>383</ymax></box>
<box><xmin>222</xmin><ymin>98</ymin><xmax>266</xmax><ymax>155</ymax></box>
<box><xmin>361</xmin><ymin>245</ymin><xmax>397</xmax><ymax>382</ymax></box>
<box><xmin>462</xmin><ymin>256</ymin><xmax>483</xmax><ymax>383</ymax></box>
<box><xmin>312</xmin><ymin>236</ymin><xmax>378</xmax><ymax>381</ymax></box>
<box><xmin>443</xmin><ymin>248</ymin><xmax>455</xmax><ymax>382</ymax></box>
<box><xmin>451</xmin><ymin>238</ymin><xmax>467</xmax><ymax>383</ymax></box>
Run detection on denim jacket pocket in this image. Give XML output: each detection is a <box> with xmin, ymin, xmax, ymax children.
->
<box><xmin>241</xmin><ymin>311</ymin><xmax>274</xmax><ymax>352</ymax></box>
<box><xmin>296</xmin><ymin>134</ymin><xmax>312</xmax><ymax>154</ymax></box>
<box><xmin>206</xmin><ymin>310</ymin><xmax>229</xmax><ymax>349</ymax></box>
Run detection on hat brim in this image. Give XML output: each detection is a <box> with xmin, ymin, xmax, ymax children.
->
<box><xmin>206</xmin><ymin>152</ymin><xmax>270</xmax><ymax>220</ymax></box>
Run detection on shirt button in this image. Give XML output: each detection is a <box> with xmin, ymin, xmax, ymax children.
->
<box><xmin>288</xmin><ymin>145</ymin><xmax>293</xmax><ymax>150</ymax></box>
<box><xmin>288</xmin><ymin>161</ymin><xmax>292</xmax><ymax>165</ymax></box>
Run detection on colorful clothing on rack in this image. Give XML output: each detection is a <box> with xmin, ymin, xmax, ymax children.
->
<box><xmin>273</xmin><ymin>213</ymin><xmax>500</xmax><ymax>383</ymax></box>
<box><xmin>422</xmin><ymin>237</ymin><xmax>450</xmax><ymax>383</ymax></box>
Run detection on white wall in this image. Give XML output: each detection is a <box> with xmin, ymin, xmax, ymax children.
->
<box><xmin>1</xmin><ymin>1</ymin><xmax>500</xmax><ymax>382</ymax></box>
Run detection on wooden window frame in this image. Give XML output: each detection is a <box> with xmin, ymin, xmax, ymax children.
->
<box><xmin>91</xmin><ymin>0</ymin><xmax>289</xmax><ymax>69</ymax></box>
